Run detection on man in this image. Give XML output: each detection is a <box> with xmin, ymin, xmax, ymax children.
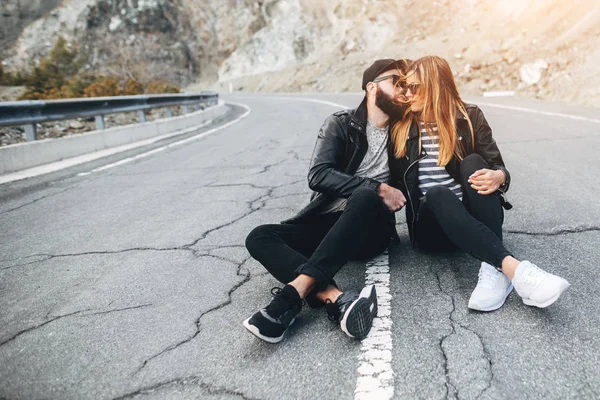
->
<box><xmin>243</xmin><ymin>59</ymin><xmax>410</xmax><ymax>343</ymax></box>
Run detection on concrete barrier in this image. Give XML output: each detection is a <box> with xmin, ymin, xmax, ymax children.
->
<box><xmin>0</xmin><ymin>101</ymin><xmax>228</xmax><ymax>175</ymax></box>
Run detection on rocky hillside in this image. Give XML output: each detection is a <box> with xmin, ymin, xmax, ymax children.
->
<box><xmin>0</xmin><ymin>0</ymin><xmax>62</xmax><ymax>51</ymax></box>
<box><xmin>2</xmin><ymin>0</ymin><xmax>599</xmax><ymax>106</ymax></box>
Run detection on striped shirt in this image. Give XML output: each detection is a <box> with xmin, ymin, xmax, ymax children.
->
<box><xmin>418</xmin><ymin>122</ymin><xmax>463</xmax><ymax>200</ymax></box>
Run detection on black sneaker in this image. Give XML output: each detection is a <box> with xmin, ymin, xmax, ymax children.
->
<box><xmin>243</xmin><ymin>285</ymin><xmax>303</xmax><ymax>343</ymax></box>
<box><xmin>325</xmin><ymin>285</ymin><xmax>378</xmax><ymax>340</ymax></box>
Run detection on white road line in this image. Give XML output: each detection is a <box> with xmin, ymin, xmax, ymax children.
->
<box><xmin>356</xmin><ymin>251</ymin><xmax>394</xmax><ymax>400</ymax></box>
<box><xmin>475</xmin><ymin>101</ymin><xmax>600</xmax><ymax>124</ymax></box>
<box><xmin>77</xmin><ymin>102</ymin><xmax>251</xmax><ymax>176</ymax></box>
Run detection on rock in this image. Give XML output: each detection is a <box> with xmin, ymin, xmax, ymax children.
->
<box><xmin>503</xmin><ymin>51</ymin><xmax>518</xmax><ymax>64</ymax></box>
<box><xmin>109</xmin><ymin>17</ymin><xmax>122</xmax><ymax>32</ymax></box>
<box><xmin>48</xmin><ymin>128</ymin><xmax>63</xmax><ymax>137</ymax></box>
<box><xmin>69</xmin><ymin>121</ymin><xmax>85</xmax><ymax>129</ymax></box>
<box><xmin>520</xmin><ymin>59</ymin><xmax>549</xmax><ymax>85</ymax></box>
<box><xmin>487</xmin><ymin>78</ymin><xmax>501</xmax><ymax>88</ymax></box>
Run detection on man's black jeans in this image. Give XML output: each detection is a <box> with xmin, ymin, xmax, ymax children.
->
<box><xmin>414</xmin><ymin>153</ymin><xmax>512</xmax><ymax>268</ymax></box>
<box><xmin>245</xmin><ymin>187</ymin><xmax>392</xmax><ymax>303</ymax></box>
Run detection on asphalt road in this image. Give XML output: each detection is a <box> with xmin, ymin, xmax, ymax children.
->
<box><xmin>1</xmin><ymin>93</ymin><xmax>599</xmax><ymax>400</ymax></box>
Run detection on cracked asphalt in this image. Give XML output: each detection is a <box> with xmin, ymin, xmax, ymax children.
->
<box><xmin>1</xmin><ymin>93</ymin><xmax>599</xmax><ymax>400</ymax></box>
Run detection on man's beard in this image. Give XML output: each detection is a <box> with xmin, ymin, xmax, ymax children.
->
<box><xmin>375</xmin><ymin>88</ymin><xmax>406</xmax><ymax>118</ymax></box>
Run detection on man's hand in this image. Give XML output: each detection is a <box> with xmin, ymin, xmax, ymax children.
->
<box><xmin>468</xmin><ymin>169</ymin><xmax>505</xmax><ymax>195</ymax></box>
<box><xmin>377</xmin><ymin>183</ymin><xmax>407</xmax><ymax>212</ymax></box>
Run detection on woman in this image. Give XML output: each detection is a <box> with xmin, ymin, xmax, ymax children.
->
<box><xmin>389</xmin><ymin>56</ymin><xmax>569</xmax><ymax>311</ymax></box>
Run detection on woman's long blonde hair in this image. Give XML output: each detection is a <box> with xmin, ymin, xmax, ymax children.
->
<box><xmin>391</xmin><ymin>56</ymin><xmax>474</xmax><ymax>165</ymax></box>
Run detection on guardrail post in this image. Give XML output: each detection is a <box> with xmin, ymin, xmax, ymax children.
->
<box><xmin>182</xmin><ymin>105</ymin><xmax>189</xmax><ymax>114</ymax></box>
<box><xmin>24</xmin><ymin>124</ymin><xmax>37</xmax><ymax>141</ymax></box>
<box><xmin>138</xmin><ymin>110</ymin><xmax>146</xmax><ymax>123</ymax></box>
<box><xmin>166</xmin><ymin>108</ymin><xmax>173</xmax><ymax>118</ymax></box>
<box><xmin>95</xmin><ymin>115</ymin><xmax>105</xmax><ymax>130</ymax></box>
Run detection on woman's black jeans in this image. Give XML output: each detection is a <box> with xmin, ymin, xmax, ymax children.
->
<box><xmin>414</xmin><ymin>153</ymin><xmax>512</xmax><ymax>268</ymax></box>
<box><xmin>245</xmin><ymin>187</ymin><xmax>393</xmax><ymax>305</ymax></box>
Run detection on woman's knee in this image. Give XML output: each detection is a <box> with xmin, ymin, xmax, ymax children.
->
<box><xmin>460</xmin><ymin>153</ymin><xmax>488</xmax><ymax>178</ymax></box>
<box><xmin>425</xmin><ymin>185</ymin><xmax>455</xmax><ymax>203</ymax></box>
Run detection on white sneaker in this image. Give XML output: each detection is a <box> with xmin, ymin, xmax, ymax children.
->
<box><xmin>512</xmin><ymin>260</ymin><xmax>570</xmax><ymax>308</ymax></box>
<box><xmin>468</xmin><ymin>262</ymin><xmax>513</xmax><ymax>311</ymax></box>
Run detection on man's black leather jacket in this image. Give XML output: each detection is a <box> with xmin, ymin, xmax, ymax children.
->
<box><xmin>283</xmin><ymin>97</ymin><xmax>392</xmax><ymax>227</ymax></box>
<box><xmin>388</xmin><ymin>103</ymin><xmax>512</xmax><ymax>241</ymax></box>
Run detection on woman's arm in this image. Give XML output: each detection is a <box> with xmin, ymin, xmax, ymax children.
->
<box><xmin>469</xmin><ymin>105</ymin><xmax>511</xmax><ymax>194</ymax></box>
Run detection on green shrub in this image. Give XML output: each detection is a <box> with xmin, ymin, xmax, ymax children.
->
<box><xmin>83</xmin><ymin>76</ymin><xmax>123</xmax><ymax>97</ymax></box>
<box><xmin>0</xmin><ymin>63</ymin><xmax>27</xmax><ymax>86</ymax></box>
<box><xmin>145</xmin><ymin>80</ymin><xmax>180</xmax><ymax>94</ymax></box>
<box><xmin>124</xmin><ymin>78</ymin><xmax>144</xmax><ymax>95</ymax></box>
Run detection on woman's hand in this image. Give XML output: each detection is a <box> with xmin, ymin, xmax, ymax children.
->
<box><xmin>468</xmin><ymin>169</ymin><xmax>505</xmax><ymax>195</ymax></box>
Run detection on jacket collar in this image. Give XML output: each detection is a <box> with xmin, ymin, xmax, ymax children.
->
<box><xmin>349</xmin><ymin>96</ymin><xmax>368</xmax><ymax>133</ymax></box>
<box><xmin>408</xmin><ymin>119</ymin><xmax>419</xmax><ymax>139</ymax></box>
<box><xmin>407</xmin><ymin>107</ymin><xmax>469</xmax><ymax>139</ymax></box>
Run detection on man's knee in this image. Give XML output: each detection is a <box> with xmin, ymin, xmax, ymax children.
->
<box><xmin>245</xmin><ymin>225</ymin><xmax>273</xmax><ymax>257</ymax></box>
<box><xmin>347</xmin><ymin>186</ymin><xmax>381</xmax><ymax>208</ymax></box>
<box><xmin>460</xmin><ymin>153</ymin><xmax>488</xmax><ymax>178</ymax></box>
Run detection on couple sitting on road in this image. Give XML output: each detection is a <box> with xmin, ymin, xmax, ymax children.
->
<box><xmin>243</xmin><ymin>56</ymin><xmax>570</xmax><ymax>344</ymax></box>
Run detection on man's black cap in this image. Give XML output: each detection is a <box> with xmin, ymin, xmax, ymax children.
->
<box><xmin>362</xmin><ymin>59</ymin><xmax>405</xmax><ymax>90</ymax></box>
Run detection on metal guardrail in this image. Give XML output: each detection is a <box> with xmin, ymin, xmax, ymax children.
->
<box><xmin>0</xmin><ymin>92</ymin><xmax>219</xmax><ymax>141</ymax></box>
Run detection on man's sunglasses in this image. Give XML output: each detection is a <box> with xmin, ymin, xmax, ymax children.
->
<box><xmin>372</xmin><ymin>75</ymin><xmax>419</xmax><ymax>94</ymax></box>
<box><xmin>372</xmin><ymin>74</ymin><xmax>403</xmax><ymax>87</ymax></box>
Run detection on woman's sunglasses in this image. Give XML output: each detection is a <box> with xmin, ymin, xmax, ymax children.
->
<box><xmin>405</xmin><ymin>82</ymin><xmax>421</xmax><ymax>95</ymax></box>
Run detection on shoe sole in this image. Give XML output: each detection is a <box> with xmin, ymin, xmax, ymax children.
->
<box><xmin>361</xmin><ymin>284</ymin><xmax>378</xmax><ymax>318</ymax></box>
<box><xmin>340</xmin><ymin>285</ymin><xmax>378</xmax><ymax>340</ymax></box>
<box><xmin>242</xmin><ymin>317</ymin><xmax>295</xmax><ymax>344</ymax></box>
<box><xmin>468</xmin><ymin>284</ymin><xmax>514</xmax><ymax>312</ymax></box>
<box><xmin>522</xmin><ymin>282</ymin><xmax>570</xmax><ymax>308</ymax></box>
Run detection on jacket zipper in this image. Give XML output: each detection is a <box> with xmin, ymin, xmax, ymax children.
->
<box><xmin>403</xmin><ymin>150</ymin><xmax>427</xmax><ymax>243</ymax></box>
<box><xmin>405</xmin><ymin>126</ymin><xmax>464</xmax><ymax>220</ymax></box>
<box><xmin>345</xmin><ymin>126</ymin><xmax>365</xmax><ymax>174</ymax></box>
